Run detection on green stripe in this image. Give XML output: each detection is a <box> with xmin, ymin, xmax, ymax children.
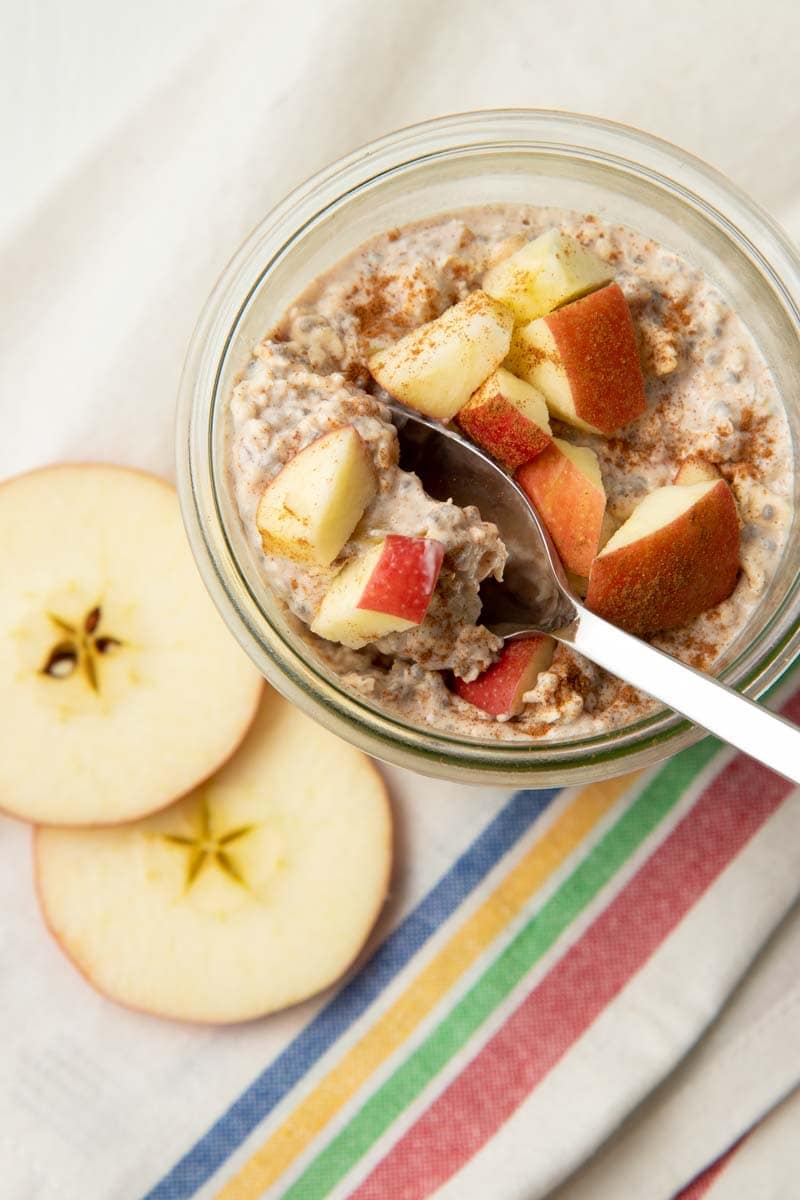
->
<box><xmin>281</xmin><ymin>737</ymin><xmax>722</xmax><ymax>1200</ymax></box>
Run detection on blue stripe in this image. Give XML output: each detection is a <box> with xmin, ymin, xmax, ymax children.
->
<box><xmin>143</xmin><ymin>786</ymin><xmax>561</xmax><ymax>1200</ymax></box>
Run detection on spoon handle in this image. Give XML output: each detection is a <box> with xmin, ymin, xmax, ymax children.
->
<box><xmin>560</xmin><ymin>606</ymin><xmax>800</xmax><ymax>784</ymax></box>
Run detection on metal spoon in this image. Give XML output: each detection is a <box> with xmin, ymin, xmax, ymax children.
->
<box><xmin>389</xmin><ymin>403</ymin><xmax>800</xmax><ymax>785</ymax></box>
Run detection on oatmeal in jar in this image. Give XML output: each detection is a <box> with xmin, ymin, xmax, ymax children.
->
<box><xmin>225</xmin><ymin>206</ymin><xmax>792</xmax><ymax>741</ymax></box>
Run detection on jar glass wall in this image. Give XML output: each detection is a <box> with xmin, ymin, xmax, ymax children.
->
<box><xmin>176</xmin><ymin>111</ymin><xmax>800</xmax><ymax>785</ymax></box>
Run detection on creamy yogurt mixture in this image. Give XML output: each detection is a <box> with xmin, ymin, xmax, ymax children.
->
<box><xmin>226</xmin><ymin>206</ymin><xmax>792</xmax><ymax>740</ymax></box>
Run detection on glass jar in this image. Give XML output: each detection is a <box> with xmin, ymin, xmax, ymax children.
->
<box><xmin>176</xmin><ymin>110</ymin><xmax>800</xmax><ymax>786</ymax></box>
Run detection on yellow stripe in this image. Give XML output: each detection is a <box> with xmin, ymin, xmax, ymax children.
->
<box><xmin>217</xmin><ymin>773</ymin><xmax>638</xmax><ymax>1200</ymax></box>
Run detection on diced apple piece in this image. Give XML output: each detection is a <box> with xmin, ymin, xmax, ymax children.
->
<box><xmin>457</xmin><ymin>367</ymin><xmax>552</xmax><ymax>470</ymax></box>
<box><xmin>515</xmin><ymin>438</ymin><xmax>607</xmax><ymax>577</ymax></box>
<box><xmin>255</xmin><ymin>426</ymin><xmax>377</xmax><ymax>566</ymax></box>
<box><xmin>483</xmin><ymin>229</ymin><xmax>613</xmax><ymax>323</ymax></box>
<box><xmin>357</xmin><ymin>535</ymin><xmax>445</xmax><ymax>622</ymax></box>
<box><xmin>0</xmin><ymin>465</ymin><xmax>263</xmax><ymax>827</ymax></box>
<box><xmin>311</xmin><ymin>535</ymin><xmax>444</xmax><ymax>649</ymax></box>
<box><xmin>585</xmin><ymin>479</ymin><xmax>740</xmax><ymax>635</ymax></box>
<box><xmin>34</xmin><ymin>687</ymin><xmax>392</xmax><ymax>1023</ymax></box>
<box><xmin>455</xmin><ymin>636</ymin><xmax>555</xmax><ymax>718</ymax></box>
<box><xmin>506</xmin><ymin>283</ymin><xmax>647</xmax><ymax>434</ymax></box>
<box><xmin>368</xmin><ymin>291</ymin><xmax>513</xmax><ymax>420</ymax></box>
<box><xmin>674</xmin><ymin>457</ymin><xmax>721</xmax><ymax>486</ymax></box>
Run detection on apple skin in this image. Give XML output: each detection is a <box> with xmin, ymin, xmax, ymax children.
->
<box><xmin>515</xmin><ymin>439</ymin><xmax>606</xmax><ymax>577</ymax></box>
<box><xmin>507</xmin><ymin>283</ymin><xmax>647</xmax><ymax>435</ymax></box>
<box><xmin>457</xmin><ymin>368</ymin><xmax>551</xmax><ymax>471</ymax></box>
<box><xmin>585</xmin><ymin>479</ymin><xmax>740</xmax><ymax>635</ymax></box>
<box><xmin>454</xmin><ymin>636</ymin><xmax>555</xmax><ymax>718</ymax></box>
<box><xmin>358</xmin><ymin>536</ymin><xmax>445</xmax><ymax>623</ymax></box>
<box><xmin>311</xmin><ymin>535</ymin><xmax>445</xmax><ymax>647</ymax></box>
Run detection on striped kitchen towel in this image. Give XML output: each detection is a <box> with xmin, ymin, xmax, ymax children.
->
<box><xmin>3</xmin><ymin>669</ymin><xmax>798</xmax><ymax>1199</ymax></box>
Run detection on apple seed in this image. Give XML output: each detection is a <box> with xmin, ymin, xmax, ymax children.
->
<box><xmin>39</xmin><ymin>605</ymin><xmax>124</xmax><ymax>695</ymax></box>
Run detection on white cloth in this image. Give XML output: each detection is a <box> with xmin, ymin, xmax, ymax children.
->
<box><xmin>549</xmin><ymin>898</ymin><xmax>800</xmax><ymax>1198</ymax></box>
<box><xmin>703</xmin><ymin>1087</ymin><xmax>800</xmax><ymax>1198</ymax></box>
<box><xmin>3</xmin><ymin>2</ymin><xmax>800</xmax><ymax>1197</ymax></box>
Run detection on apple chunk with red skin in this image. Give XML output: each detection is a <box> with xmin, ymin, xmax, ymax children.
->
<box><xmin>311</xmin><ymin>535</ymin><xmax>445</xmax><ymax>648</ymax></box>
<box><xmin>457</xmin><ymin>368</ymin><xmax>552</xmax><ymax>471</ymax></box>
<box><xmin>515</xmin><ymin>438</ymin><xmax>607</xmax><ymax>577</ymax></box>
<box><xmin>455</xmin><ymin>636</ymin><xmax>555</xmax><ymax>718</ymax></box>
<box><xmin>506</xmin><ymin>283</ymin><xmax>647</xmax><ymax>434</ymax></box>
<box><xmin>255</xmin><ymin>426</ymin><xmax>377</xmax><ymax>566</ymax></box>
<box><xmin>585</xmin><ymin>479</ymin><xmax>740</xmax><ymax>635</ymax></box>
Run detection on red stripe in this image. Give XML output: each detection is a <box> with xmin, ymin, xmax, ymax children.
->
<box><xmin>351</xmin><ymin>696</ymin><xmax>799</xmax><ymax>1200</ymax></box>
<box><xmin>675</xmin><ymin>1134</ymin><xmax>748</xmax><ymax>1198</ymax></box>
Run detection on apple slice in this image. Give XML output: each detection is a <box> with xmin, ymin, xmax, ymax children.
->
<box><xmin>585</xmin><ymin>479</ymin><xmax>740</xmax><ymax>635</ymax></box>
<box><xmin>515</xmin><ymin>438</ymin><xmax>607</xmax><ymax>577</ymax></box>
<box><xmin>482</xmin><ymin>229</ymin><xmax>613</xmax><ymax>323</ymax></box>
<box><xmin>255</xmin><ymin>426</ymin><xmax>377</xmax><ymax>565</ymax></box>
<box><xmin>35</xmin><ymin>686</ymin><xmax>392</xmax><ymax>1023</ymax></box>
<box><xmin>506</xmin><ymin>283</ymin><xmax>647</xmax><ymax>434</ymax></box>
<box><xmin>457</xmin><ymin>367</ymin><xmax>552</xmax><ymax>470</ymax></box>
<box><xmin>368</xmin><ymin>290</ymin><xmax>513</xmax><ymax>420</ymax></box>
<box><xmin>0</xmin><ymin>465</ymin><xmax>262</xmax><ymax>826</ymax></box>
<box><xmin>311</xmin><ymin>535</ymin><xmax>444</xmax><ymax>649</ymax></box>
<box><xmin>674</xmin><ymin>458</ymin><xmax>721</xmax><ymax>486</ymax></box>
<box><xmin>455</xmin><ymin>636</ymin><xmax>555</xmax><ymax>718</ymax></box>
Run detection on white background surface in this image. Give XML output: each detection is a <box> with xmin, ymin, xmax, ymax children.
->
<box><xmin>2</xmin><ymin>1</ymin><xmax>800</xmax><ymax>1195</ymax></box>
<box><xmin>5</xmin><ymin>0</ymin><xmax>800</xmax><ymax>244</ymax></box>
<box><xmin>4</xmin><ymin>0</ymin><xmax>800</xmax><ymax>483</ymax></box>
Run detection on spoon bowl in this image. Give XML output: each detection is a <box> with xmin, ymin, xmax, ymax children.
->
<box><xmin>390</xmin><ymin>403</ymin><xmax>576</xmax><ymax>636</ymax></box>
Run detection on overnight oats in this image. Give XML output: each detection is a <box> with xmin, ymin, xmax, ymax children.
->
<box><xmin>224</xmin><ymin>207</ymin><xmax>792</xmax><ymax>741</ymax></box>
